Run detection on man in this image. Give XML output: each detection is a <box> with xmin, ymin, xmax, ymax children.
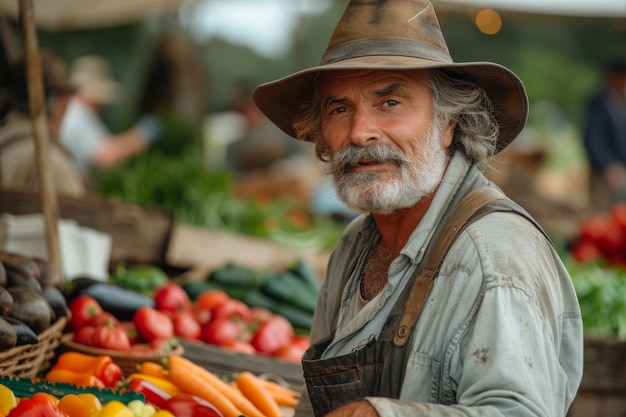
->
<box><xmin>583</xmin><ymin>58</ymin><xmax>626</xmax><ymax>213</ymax></box>
<box><xmin>60</xmin><ymin>55</ymin><xmax>160</xmax><ymax>181</ymax></box>
<box><xmin>253</xmin><ymin>1</ymin><xmax>583</xmax><ymax>417</ymax></box>
<box><xmin>0</xmin><ymin>51</ymin><xmax>86</xmax><ymax>196</ymax></box>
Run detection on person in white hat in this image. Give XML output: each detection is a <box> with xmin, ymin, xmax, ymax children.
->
<box><xmin>0</xmin><ymin>50</ymin><xmax>86</xmax><ymax>196</ymax></box>
<box><xmin>254</xmin><ymin>1</ymin><xmax>583</xmax><ymax>417</ymax></box>
<box><xmin>60</xmin><ymin>55</ymin><xmax>161</xmax><ymax>181</ymax></box>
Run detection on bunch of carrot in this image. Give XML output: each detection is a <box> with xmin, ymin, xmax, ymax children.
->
<box><xmin>128</xmin><ymin>355</ymin><xmax>300</xmax><ymax>417</ymax></box>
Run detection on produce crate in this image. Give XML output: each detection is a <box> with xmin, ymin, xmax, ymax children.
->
<box><xmin>0</xmin><ymin>186</ymin><xmax>175</xmax><ymax>265</ymax></box>
<box><xmin>568</xmin><ymin>336</ymin><xmax>626</xmax><ymax>417</ymax></box>
<box><xmin>180</xmin><ymin>339</ymin><xmax>304</xmax><ymax>389</ymax></box>
<box><xmin>0</xmin><ymin>317</ymin><xmax>67</xmax><ymax>379</ymax></box>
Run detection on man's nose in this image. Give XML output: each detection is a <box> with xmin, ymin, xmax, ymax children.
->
<box><xmin>348</xmin><ymin>108</ymin><xmax>381</xmax><ymax>147</ymax></box>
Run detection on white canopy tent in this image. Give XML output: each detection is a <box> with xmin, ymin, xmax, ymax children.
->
<box><xmin>437</xmin><ymin>0</ymin><xmax>626</xmax><ymax>18</ymax></box>
<box><xmin>0</xmin><ymin>0</ymin><xmax>194</xmax><ymax>31</ymax></box>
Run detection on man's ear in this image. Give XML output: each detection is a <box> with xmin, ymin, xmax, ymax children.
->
<box><xmin>442</xmin><ymin>119</ymin><xmax>457</xmax><ymax>148</ymax></box>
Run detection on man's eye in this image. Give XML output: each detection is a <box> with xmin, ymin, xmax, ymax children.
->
<box><xmin>329</xmin><ymin>106</ymin><xmax>347</xmax><ymax>115</ymax></box>
<box><xmin>383</xmin><ymin>100</ymin><xmax>399</xmax><ymax>107</ymax></box>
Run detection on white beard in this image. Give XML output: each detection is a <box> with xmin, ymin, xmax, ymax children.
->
<box><xmin>324</xmin><ymin>121</ymin><xmax>448</xmax><ymax>215</ymax></box>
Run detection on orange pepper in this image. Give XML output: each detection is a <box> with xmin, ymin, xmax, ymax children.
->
<box><xmin>53</xmin><ymin>352</ymin><xmax>122</xmax><ymax>388</ymax></box>
<box><xmin>44</xmin><ymin>368</ymin><xmax>105</xmax><ymax>389</ymax></box>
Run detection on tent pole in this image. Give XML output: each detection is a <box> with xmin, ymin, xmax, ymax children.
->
<box><xmin>17</xmin><ymin>0</ymin><xmax>64</xmax><ymax>276</ymax></box>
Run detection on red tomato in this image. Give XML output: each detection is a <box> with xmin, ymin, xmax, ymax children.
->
<box><xmin>271</xmin><ymin>343</ymin><xmax>307</xmax><ymax>363</ymax></box>
<box><xmin>248</xmin><ymin>307</ymin><xmax>274</xmax><ymax>325</ymax></box>
<box><xmin>202</xmin><ymin>317</ymin><xmax>248</xmax><ymax>345</ymax></box>
<box><xmin>172</xmin><ymin>310</ymin><xmax>202</xmax><ymax>340</ymax></box>
<box><xmin>210</xmin><ymin>298</ymin><xmax>251</xmax><ymax>322</ymax></box>
<box><xmin>220</xmin><ymin>339</ymin><xmax>256</xmax><ymax>354</ymax></box>
<box><xmin>88</xmin><ymin>311</ymin><xmax>120</xmax><ymax>327</ymax></box>
<box><xmin>196</xmin><ymin>289</ymin><xmax>230</xmax><ymax>312</ymax></box>
<box><xmin>153</xmin><ymin>283</ymin><xmax>192</xmax><ymax>313</ymax></box>
<box><xmin>579</xmin><ymin>215</ymin><xmax>623</xmax><ymax>256</ymax></box>
<box><xmin>192</xmin><ymin>305</ymin><xmax>212</xmax><ymax>325</ymax></box>
<box><xmin>133</xmin><ymin>306</ymin><xmax>174</xmax><ymax>342</ymax></box>
<box><xmin>611</xmin><ymin>202</ymin><xmax>626</xmax><ymax>234</ymax></box>
<box><xmin>67</xmin><ymin>295</ymin><xmax>103</xmax><ymax>332</ymax></box>
<box><xmin>73</xmin><ymin>325</ymin><xmax>96</xmax><ymax>346</ymax></box>
<box><xmin>120</xmin><ymin>321</ymin><xmax>139</xmax><ymax>345</ymax></box>
<box><xmin>250</xmin><ymin>315</ymin><xmax>295</xmax><ymax>355</ymax></box>
<box><xmin>91</xmin><ymin>322</ymin><xmax>131</xmax><ymax>351</ymax></box>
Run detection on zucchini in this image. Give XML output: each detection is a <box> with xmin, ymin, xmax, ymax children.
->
<box><xmin>241</xmin><ymin>289</ymin><xmax>277</xmax><ymax>311</ymax></box>
<box><xmin>286</xmin><ymin>259</ymin><xmax>321</xmax><ymax>291</ymax></box>
<box><xmin>273</xmin><ymin>302</ymin><xmax>313</xmax><ymax>330</ymax></box>
<box><xmin>209</xmin><ymin>263</ymin><xmax>273</xmax><ymax>289</ymax></box>
<box><xmin>261</xmin><ymin>271</ymin><xmax>317</xmax><ymax>313</ymax></box>
<box><xmin>181</xmin><ymin>280</ymin><xmax>225</xmax><ymax>301</ymax></box>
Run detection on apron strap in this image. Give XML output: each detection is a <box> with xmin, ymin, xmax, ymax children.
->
<box><xmin>393</xmin><ymin>186</ymin><xmax>509</xmax><ymax>347</ymax></box>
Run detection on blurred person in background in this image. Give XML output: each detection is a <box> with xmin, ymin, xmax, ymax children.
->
<box><xmin>583</xmin><ymin>58</ymin><xmax>626</xmax><ymax>213</ymax></box>
<box><xmin>0</xmin><ymin>50</ymin><xmax>86</xmax><ymax>196</ymax></box>
<box><xmin>60</xmin><ymin>55</ymin><xmax>161</xmax><ymax>183</ymax></box>
<box><xmin>226</xmin><ymin>80</ymin><xmax>308</xmax><ymax>174</ymax></box>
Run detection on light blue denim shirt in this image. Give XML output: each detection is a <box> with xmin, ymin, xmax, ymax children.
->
<box><xmin>295</xmin><ymin>151</ymin><xmax>584</xmax><ymax>417</ymax></box>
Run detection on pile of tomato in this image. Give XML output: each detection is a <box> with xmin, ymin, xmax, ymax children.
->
<box><xmin>569</xmin><ymin>202</ymin><xmax>626</xmax><ymax>267</ymax></box>
<box><xmin>67</xmin><ymin>283</ymin><xmax>309</xmax><ymax>363</ymax></box>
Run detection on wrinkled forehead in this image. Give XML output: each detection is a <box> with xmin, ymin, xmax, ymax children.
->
<box><xmin>315</xmin><ymin>69</ymin><xmax>432</xmax><ymax>101</ymax></box>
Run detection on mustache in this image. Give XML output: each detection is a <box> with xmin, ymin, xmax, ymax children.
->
<box><xmin>326</xmin><ymin>144</ymin><xmax>410</xmax><ymax>176</ymax></box>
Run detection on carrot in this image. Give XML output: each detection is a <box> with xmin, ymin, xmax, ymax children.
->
<box><xmin>258</xmin><ymin>380</ymin><xmax>299</xmax><ymax>407</ymax></box>
<box><xmin>259</xmin><ymin>379</ymin><xmax>299</xmax><ymax>398</ymax></box>
<box><xmin>138</xmin><ymin>361</ymin><xmax>166</xmax><ymax>378</ymax></box>
<box><xmin>236</xmin><ymin>371</ymin><xmax>283</xmax><ymax>417</ymax></box>
<box><xmin>166</xmin><ymin>355</ymin><xmax>264</xmax><ymax>417</ymax></box>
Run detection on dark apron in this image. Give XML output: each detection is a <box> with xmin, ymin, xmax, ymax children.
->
<box><xmin>301</xmin><ymin>185</ymin><xmax>548</xmax><ymax>417</ymax></box>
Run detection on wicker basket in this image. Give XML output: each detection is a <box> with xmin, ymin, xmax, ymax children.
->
<box><xmin>0</xmin><ymin>317</ymin><xmax>67</xmax><ymax>379</ymax></box>
<box><xmin>60</xmin><ymin>334</ymin><xmax>184</xmax><ymax>376</ymax></box>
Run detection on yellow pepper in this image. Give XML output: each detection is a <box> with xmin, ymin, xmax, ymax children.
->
<box><xmin>0</xmin><ymin>383</ymin><xmax>17</xmax><ymax>415</ymax></box>
<box><xmin>89</xmin><ymin>400</ymin><xmax>134</xmax><ymax>417</ymax></box>
<box><xmin>152</xmin><ymin>411</ymin><xmax>175</xmax><ymax>417</ymax></box>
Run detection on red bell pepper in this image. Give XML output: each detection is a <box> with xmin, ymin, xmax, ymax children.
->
<box><xmin>128</xmin><ymin>378</ymin><xmax>172</xmax><ymax>409</ymax></box>
<box><xmin>164</xmin><ymin>394</ymin><xmax>224</xmax><ymax>417</ymax></box>
<box><xmin>7</xmin><ymin>392</ymin><xmax>66</xmax><ymax>417</ymax></box>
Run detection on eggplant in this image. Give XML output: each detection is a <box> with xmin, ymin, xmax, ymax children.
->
<box><xmin>0</xmin><ymin>260</ymin><xmax>6</xmax><ymax>287</ymax></box>
<box><xmin>7</xmin><ymin>286</ymin><xmax>52</xmax><ymax>334</ymax></box>
<box><xmin>0</xmin><ymin>286</ymin><xmax>13</xmax><ymax>315</ymax></box>
<box><xmin>68</xmin><ymin>277</ymin><xmax>155</xmax><ymax>321</ymax></box>
<box><xmin>42</xmin><ymin>285</ymin><xmax>69</xmax><ymax>321</ymax></box>
<box><xmin>34</xmin><ymin>258</ymin><xmax>64</xmax><ymax>290</ymax></box>
<box><xmin>1</xmin><ymin>316</ymin><xmax>39</xmax><ymax>345</ymax></box>
<box><xmin>0</xmin><ymin>316</ymin><xmax>17</xmax><ymax>350</ymax></box>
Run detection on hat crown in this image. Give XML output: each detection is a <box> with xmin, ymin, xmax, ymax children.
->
<box><xmin>322</xmin><ymin>0</ymin><xmax>451</xmax><ymax>65</ymax></box>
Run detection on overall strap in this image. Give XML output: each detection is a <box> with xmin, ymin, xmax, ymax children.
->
<box><xmin>393</xmin><ymin>186</ymin><xmax>509</xmax><ymax>347</ymax></box>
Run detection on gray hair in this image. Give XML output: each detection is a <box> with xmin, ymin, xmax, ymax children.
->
<box><xmin>291</xmin><ymin>69</ymin><xmax>499</xmax><ymax>165</ymax></box>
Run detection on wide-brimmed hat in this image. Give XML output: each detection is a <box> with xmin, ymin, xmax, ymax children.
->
<box><xmin>70</xmin><ymin>55</ymin><xmax>119</xmax><ymax>105</ymax></box>
<box><xmin>253</xmin><ymin>0</ymin><xmax>528</xmax><ymax>153</ymax></box>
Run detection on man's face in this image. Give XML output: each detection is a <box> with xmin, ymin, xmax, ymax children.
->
<box><xmin>317</xmin><ymin>69</ymin><xmax>454</xmax><ymax>214</ymax></box>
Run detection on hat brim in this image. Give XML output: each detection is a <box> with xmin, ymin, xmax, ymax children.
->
<box><xmin>253</xmin><ymin>56</ymin><xmax>528</xmax><ymax>153</ymax></box>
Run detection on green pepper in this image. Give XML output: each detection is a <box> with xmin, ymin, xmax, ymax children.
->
<box><xmin>109</xmin><ymin>264</ymin><xmax>169</xmax><ymax>295</ymax></box>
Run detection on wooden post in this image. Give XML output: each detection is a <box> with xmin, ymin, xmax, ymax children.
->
<box><xmin>17</xmin><ymin>0</ymin><xmax>64</xmax><ymax>275</ymax></box>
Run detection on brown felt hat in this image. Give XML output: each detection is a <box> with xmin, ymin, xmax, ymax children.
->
<box><xmin>253</xmin><ymin>0</ymin><xmax>528</xmax><ymax>153</ymax></box>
